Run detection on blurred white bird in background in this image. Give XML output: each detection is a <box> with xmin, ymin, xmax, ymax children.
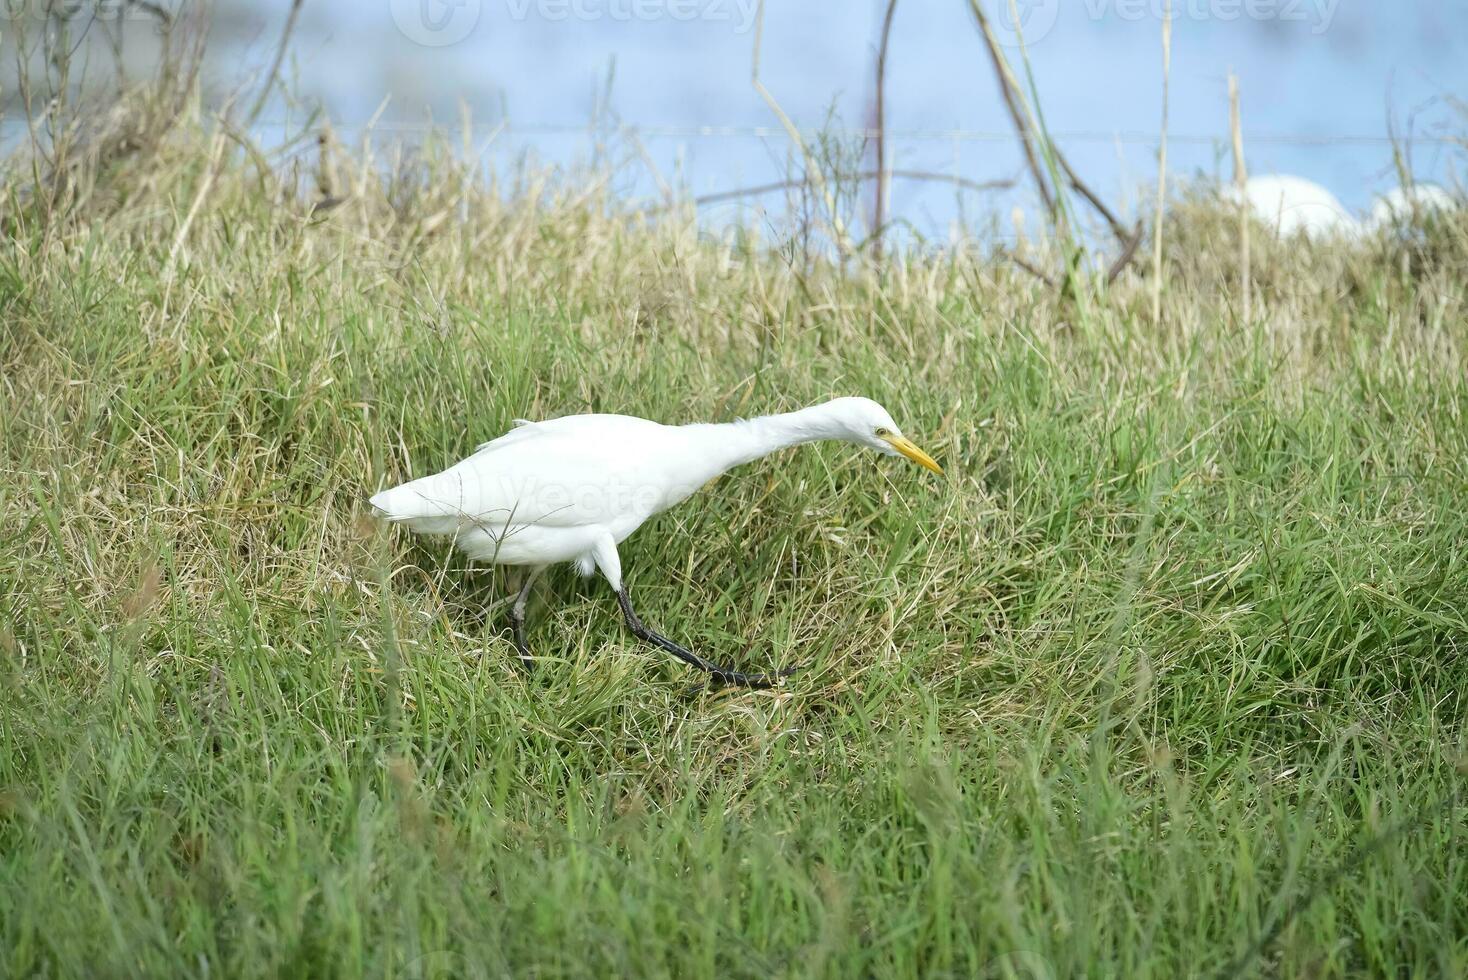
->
<box><xmin>1367</xmin><ymin>183</ymin><xmax>1459</xmax><ymax>231</ymax></box>
<box><xmin>371</xmin><ymin>397</ymin><xmax>944</xmax><ymax>688</ymax></box>
<box><xmin>1229</xmin><ymin>174</ymin><xmax>1460</xmax><ymax>241</ymax></box>
<box><xmin>1229</xmin><ymin>174</ymin><xmax>1358</xmax><ymax>240</ymax></box>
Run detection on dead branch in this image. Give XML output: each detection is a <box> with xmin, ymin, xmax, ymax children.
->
<box><xmin>871</xmin><ymin>0</ymin><xmax>900</xmax><ymax>263</ymax></box>
<box><xmin>965</xmin><ymin>0</ymin><xmax>1056</xmax><ymax>222</ymax></box>
<box><xmin>638</xmin><ymin>171</ymin><xmax>1014</xmax><ymax>215</ymax></box>
<box><xmin>1105</xmin><ymin>221</ymin><xmax>1145</xmax><ymax>283</ymax></box>
<box><xmin>246</xmin><ymin>0</ymin><xmax>305</xmax><ymax>127</ymax></box>
<box><xmin>1003</xmin><ymin>249</ymin><xmax>1057</xmax><ymax>288</ymax></box>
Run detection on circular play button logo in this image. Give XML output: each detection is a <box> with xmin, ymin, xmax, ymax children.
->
<box><xmin>986</xmin><ymin>0</ymin><xmax>1060</xmax><ymax>47</ymax></box>
<box><xmin>390</xmin><ymin>0</ymin><xmax>481</xmax><ymax>47</ymax></box>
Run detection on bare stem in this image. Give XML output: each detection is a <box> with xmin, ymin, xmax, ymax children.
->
<box><xmin>871</xmin><ymin>0</ymin><xmax>900</xmax><ymax>264</ymax></box>
<box><xmin>1151</xmin><ymin>1</ymin><xmax>1173</xmax><ymax>326</ymax></box>
<box><xmin>1229</xmin><ymin>73</ymin><xmax>1251</xmax><ymax>325</ymax></box>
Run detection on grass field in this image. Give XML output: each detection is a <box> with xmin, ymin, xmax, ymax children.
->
<box><xmin>1</xmin><ymin>101</ymin><xmax>1467</xmax><ymax>977</ymax></box>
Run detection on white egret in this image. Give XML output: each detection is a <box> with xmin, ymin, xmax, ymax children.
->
<box><xmin>1229</xmin><ymin>174</ymin><xmax>1358</xmax><ymax>240</ymax></box>
<box><xmin>1227</xmin><ymin>175</ymin><xmax>1459</xmax><ymax>241</ymax></box>
<box><xmin>370</xmin><ymin>396</ymin><xmax>944</xmax><ymax>687</ymax></box>
<box><xmin>1367</xmin><ymin>183</ymin><xmax>1458</xmax><ymax>231</ymax></box>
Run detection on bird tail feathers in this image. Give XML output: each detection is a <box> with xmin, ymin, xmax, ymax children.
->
<box><xmin>368</xmin><ymin>485</ymin><xmax>414</xmax><ymax>521</ymax></box>
<box><xmin>369</xmin><ymin>477</ymin><xmax>480</xmax><ymax>537</ymax></box>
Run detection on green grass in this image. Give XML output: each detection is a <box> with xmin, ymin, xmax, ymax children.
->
<box><xmin>1</xmin><ymin>110</ymin><xmax>1467</xmax><ymax>978</ymax></box>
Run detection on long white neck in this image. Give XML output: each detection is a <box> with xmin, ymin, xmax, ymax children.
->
<box><xmin>683</xmin><ymin>403</ymin><xmax>850</xmax><ymax>478</ymax></box>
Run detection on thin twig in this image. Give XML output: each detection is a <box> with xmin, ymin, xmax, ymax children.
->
<box><xmin>1151</xmin><ymin>0</ymin><xmax>1172</xmax><ymax>326</ymax></box>
<box><xmin>1003</xmin><ymin>250</ymin><xmax>1057</xmax><ymax>288</ymax></box>
<box><xmin>218</xmin><ymin>114</ymin><xmax>275</xmax><ymax>186</ymax></box>
<box><xmin>246</xmin><ymin>0</ymin><xmax>304</xmax><ymax>127</ymax></box>
<box><xmin>1229</xmin><ymin>72</ymin><xmax>1251</xmax><ymax>325</ymax></box>
<box><xmin>1058</xmin><ymin>153</ymin><xmax>1132</xmax><ymax>245</ymax></box>
<box><xmin>1105</xmin><ymin>222</ymin><xmax>1145</xmax><ymax>283</ymax></box>
<box><xmin>644</xmin><ymin>170</ymin><xmax>1012</xmax><ymax>213</ymax></box>
<box><xmin>871</xmin><ymin>0</ymin><xmax>900</xmax><ymax>263</ymax></box>
<box><xmin>160</xmin><ymin>118</ymin><xmax>231</xmax><ymax>321</ymax></box>
<box><xmin>966</xmin><ymin>0</ymin><xmax>1056</xmax><ymax>222</ymax></box>
<box><xmin>751</xmin><ymin>0</ymin><xmax>851</xmax><ymax>256</ymax></box>
<box><xmin>968</xmin><ymin>0</ymin><xmax>1138</xmax><ymax>290</ymax></box>
<box><xmin>628</xmin><ymin>129</ymin><xmax>674</xmax><ymax>208</ymax></box>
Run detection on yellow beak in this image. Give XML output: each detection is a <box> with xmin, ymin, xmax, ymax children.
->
<box><xmin>882</xmin><ymin>434</ymin><xmax>945</xmax><ymax>475</ymax></box>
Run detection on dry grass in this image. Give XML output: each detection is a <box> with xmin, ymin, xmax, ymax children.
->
<box><xmin>1</xmin><ymin>64</ymin><xmax>1467</xmax><ymax>978</ymax></box>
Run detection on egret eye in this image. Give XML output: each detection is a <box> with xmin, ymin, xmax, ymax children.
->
<box><xmin>874</xmin><ymin>427</ymin><xmax>892</xmax><ymax>438</ymax></box>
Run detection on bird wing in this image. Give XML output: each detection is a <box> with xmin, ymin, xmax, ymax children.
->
<box><xmin>473</xmin><ymin>417</ymin><xmax>537</xmax><ymax>453</ymax></box>
<box><xmin>374</xmin><ymin>414</ymin><xmax>680</xmax><ymax>533</ymax></box>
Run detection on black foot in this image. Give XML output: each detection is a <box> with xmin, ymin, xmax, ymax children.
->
<box><xmin>510</xmin><ymin>613</ymin><xmax>535</xmax><ymax>672</ymax></box>
<box><xmin>616</xmin><ymin>588</ymin><xmax>792</xmax><ymax>689</ymax></box>
<box><xmin>508</xmin><ymin>571</ymin><xmax>538</xmax><ymax>673</ymax></box>
<box><xmin>682</xmin><ymin>664</ymin><xmax>802</xmax><ymax>697</ymax></box>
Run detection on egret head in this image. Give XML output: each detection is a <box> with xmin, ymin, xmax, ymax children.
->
<box><xmin>821</xmin><ymin>397</ymin><xmax>944</xmax><ymax>475</ymax></box>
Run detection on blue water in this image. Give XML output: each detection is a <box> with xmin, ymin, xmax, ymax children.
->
<box><xmin>43</xmin><ymin>1</ymin><xmax>1468</xmax><ymax>235</ymax></box>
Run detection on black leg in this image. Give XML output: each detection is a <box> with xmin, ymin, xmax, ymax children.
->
<box><xmin>615</xmin><ymin>588</ymin><xmax>794</xmax><ymax>689</ymax></box>
<box><xmin>509</xmin><ymin>571</ymin><xmax>538</xmax><ymax>671</ymax></box>
<box><xmin>511</xmin><ymin>612</ymin><xmax>532</xmax><ymax>670</ymax></box>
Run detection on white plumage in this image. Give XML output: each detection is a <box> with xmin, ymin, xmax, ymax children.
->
<box><xmin>1229</xmin><ymin>174</ymin><xmax>1358</xmax><ymax>240</ymax></box>
<box><xmin>1227</xmin><ymin>175</ymin><xmax>1459</xmax><ymax>241</ymax></box>
<box><xmin>371</xmin><ymin>396</ymin><xmax>943</xmax><ymax>686</ymax></box>
<box><xmin>1367</xmin><ymin>184</ymin><xmax>1458</xmax><ymax>230</ymax></box>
